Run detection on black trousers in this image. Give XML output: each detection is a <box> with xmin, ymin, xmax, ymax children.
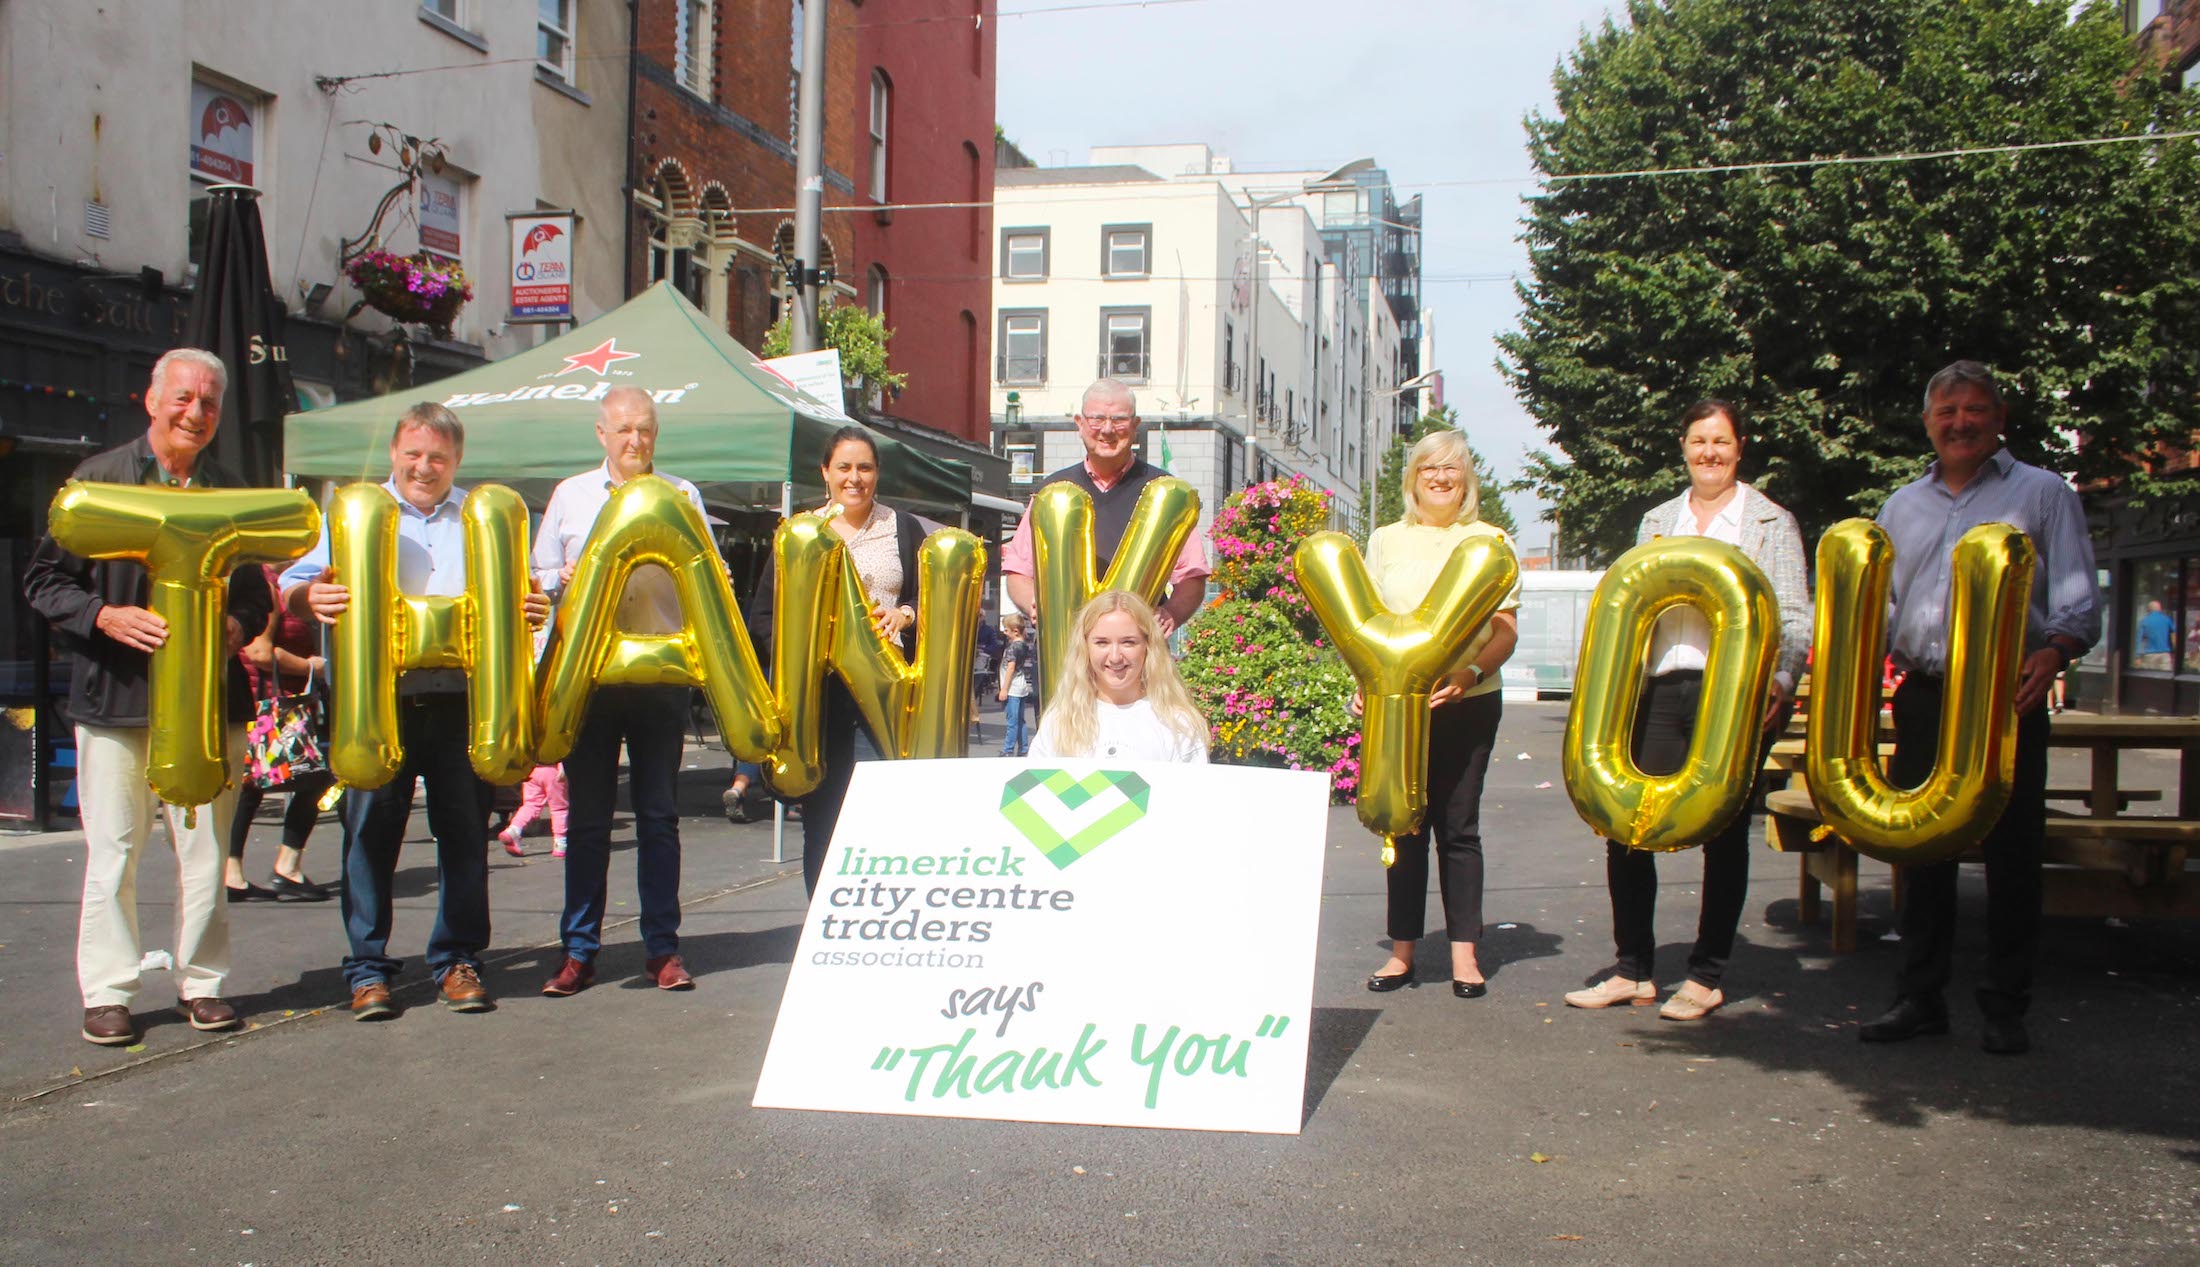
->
<box><xmin>1604</xmin><ymin>671</ymin><xmax>1767</xmax><ymax>990</ymax></box>
<box><xmin>1888</xmin><ymin>674</ymin><xmax>2049</xmax><ymax>1018</ymax></box>
<box><xmin>230</xmin><ymin>767</ymin><xmax>336</xmax><ymax>858</ymax></box>
<box><xmin>798</xmin><ymin>682</ymin><xmax>870</xmax><ymax>897</ymax></box>
<box><xmin>1385</xmin><ymin>690</ymin><xmax>1502</xmax><ymax>944</ymax></box>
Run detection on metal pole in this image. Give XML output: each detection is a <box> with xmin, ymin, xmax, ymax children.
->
<box><xmin>772</xmin><ymin>477</ymin><xmax>795</xmax><ymax>863</ymax></box>
<box><xmin>790</xmin><ymin>0</ymin><xmax>829</xmax><ymax>354</ymax></box>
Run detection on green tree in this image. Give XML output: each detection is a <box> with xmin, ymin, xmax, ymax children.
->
<box><xmin>1498</xmin><ymin>0</ymin><xmax>2200</xmax><ymax>563</ymax></box>
<box><xmin>763</xmin><ymin>299</ymin><xmax>909</xmax><ymax>413</ymax></box>
<box><xmin>1370</xmin><ymin>406</ymin><xmax>1520</xmax><ymax>537</ymax></box>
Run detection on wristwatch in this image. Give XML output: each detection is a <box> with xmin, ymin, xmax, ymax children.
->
<box><xmin>1466</xmin><ymin>664</ymin><xmax>1484</xmax><ymax>683</ymax></box>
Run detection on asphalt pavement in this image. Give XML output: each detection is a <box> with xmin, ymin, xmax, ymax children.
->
<box><xmin>2</xmin><ymin>701</ymin><xmax>2197</xmax><ymax>1265</ymax></box>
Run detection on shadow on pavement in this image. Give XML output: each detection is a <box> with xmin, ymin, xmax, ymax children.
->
<box><xmin>608</xmin><ymin>924</ymin><xmax>802</xmax><ymax>988</ymax></box>
<box><xmin>1302</xmin><ymin>1005</ymin><xmax>1380</xmax><ymax>1126</ymax></box>
<box><xmin>1618</xmin><ymin>884</ymin><xmax>2200</xmax><ymax>1148</ymax></box>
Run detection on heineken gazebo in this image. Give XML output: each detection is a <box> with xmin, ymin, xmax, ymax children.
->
<box><xmin>282</xmin><ymin>281</ymin><xmax>972</xmax><ymax>515</ymax></box>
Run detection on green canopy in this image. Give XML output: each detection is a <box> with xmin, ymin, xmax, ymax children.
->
<box><xmin>282</xmin><ymin>281</ymin><xmax>972</xmax><ymax>515</ymax></box>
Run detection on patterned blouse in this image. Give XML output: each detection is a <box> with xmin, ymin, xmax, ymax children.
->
<box><xmin>834</xmin><ymin>504</ymin><xmax>905</xmax><ymax>610</ymax></box>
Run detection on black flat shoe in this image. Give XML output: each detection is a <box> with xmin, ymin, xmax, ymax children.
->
<box><xmin>1366</xmin><ymin>972</ymin><xmax>1414</xmax><ymax>993</ymax></box>
<box><xmin>225</xmin><ymin>881</ymin><xmax>276</xmax><ymax>902</ymax></box>
<box><xmin>1452</xmin><ymin>979</ymin><xmax>1488</xmax><ymax>999</ymax></box>
<box><xmin>269</xmin><ymin>873</ymin><xmax>332</xmax><ymax>902</ymax></box>
<box><xmin>1858</xmin><ymin>996</ymin><xmax>1949</xmax><ymax>1044</ymax></box>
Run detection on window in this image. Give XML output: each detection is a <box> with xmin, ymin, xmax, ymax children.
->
<box><xmin>424</xmin><ymin>0</ymin><xmax>462</xmax><ymax>17</ymax></box>
<box><xmin>187</xmin><ymin>77</ymin><xmax>261</xmax><ymax>278</ymax></box>
<box><xmin>965</xmin><ymin>141</ymin><xmax>983</xmax><ymax>260</ymax></box>
<box><xmin>998</xmin><ymin>310</ymin><xmax>1047</xmax><ymax>384</ymax></box>
<box><xmin>868</xmin><ymin>71</ymin><xmax>891</xmax><ymax>201</ymax></box>
<box><xmin>1102</xmin><ymin>224</ymin><xmax>1150</xmax><ymax>277</ymax></box>
<box><xmin>537</xmin><ymin>0</ymin><xmax>575</xmax><ymax>79</ymax></box>
<box><xmin>676</xmin><ymin>0</ymin><xmax>712</xmax><ymax>97</ymax></box>
<box><xmin>1223</xmin><ymin>318</ymin><xmax>1237</xmax><ymax>394</ymax></box>
<box><xmin>1000</xmin><ymin>228</ymin><xmax>1048</xmax><ymax>280</ymax></box>
<box><xmin>867</xmin><ymin>264</ymin><xmax>888</xmax><ymax>321</ymax></box>
<box><xmin>1100</xmin><ymin>307</ymin><xmax>1150</xmax><ymax>382</ymax></box>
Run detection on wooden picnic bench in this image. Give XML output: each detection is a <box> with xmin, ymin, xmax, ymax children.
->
<box><xmin>1765</xmin><ymin>716</ymin><xmax>2200</xmax><ymax>950</ymax></box>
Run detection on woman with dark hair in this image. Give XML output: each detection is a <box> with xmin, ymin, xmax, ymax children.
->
<box><xmin>1564</xmin><ymin>400</ymin><xmax>1810</xmax><ymax>1021</ymax></box>
<box><xmin>748</xmin><ymin>426</ymin><xmax>927</xmax><ymax>895</ymax></box>
<box><xmin>225</xmin><ymin>563</ymin><xmax>336</xmax><ymax>901</ymax></box>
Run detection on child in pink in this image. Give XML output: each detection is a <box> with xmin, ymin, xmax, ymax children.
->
<box><xmin>498</xmin><ymin>763</ymin><xmax>569</xmax><ymax>858</ymax></box>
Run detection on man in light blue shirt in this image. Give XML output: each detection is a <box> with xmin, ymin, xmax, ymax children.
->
<box><xmin>280</xmin><ymin>403</ymin><xmax>548</xmax><ymax>1021</ymax></box>
<box><xmin>531</xmin><ymin>387</ymin><xmax>711</xmax><ymax>998</ymax></box>
<box><xmin>1859</xmin><ymin>362</ymin><xmax>2099</xmax><ymax>1057</ymax></box>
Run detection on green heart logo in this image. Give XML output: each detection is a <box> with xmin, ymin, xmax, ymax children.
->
<box><xmin>999</xmin><ymin>769</ymin><xmax>1152</xmax><ymax>869</ymax></box>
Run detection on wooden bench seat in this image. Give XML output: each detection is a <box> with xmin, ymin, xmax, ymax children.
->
<box><xmin>1762</xmin><ymin>788</ymin><xmax>2200</xmax><ymax>950</ymax></box>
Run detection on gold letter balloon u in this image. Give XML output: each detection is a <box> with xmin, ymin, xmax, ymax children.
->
<box><xmin>1805</xmin><ymin>520</ymin><xmax>2034</xmax><ymax>865</ymax></box>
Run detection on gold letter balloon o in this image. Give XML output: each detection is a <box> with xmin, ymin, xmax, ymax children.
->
<box><xmin>1560</xmin><ymin>536</ymin><xmax>1778</xmax><ymax>851</ymax></box>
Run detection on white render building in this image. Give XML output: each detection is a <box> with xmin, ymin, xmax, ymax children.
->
<box><xmin>989</xmin><ymin>144</ymin><xmax>1422</xmax><ymax>537</ymax></box>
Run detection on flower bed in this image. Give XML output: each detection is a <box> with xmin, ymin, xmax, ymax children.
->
<box><xmin>345</xmin><ymin>249</ymin><xmax>472</xmax><ymax>334</ymax></box>
<box><xmin>1178</xmin><ymin>476</ymin><xmax>1361</xmax><ymax>802</ymax></box>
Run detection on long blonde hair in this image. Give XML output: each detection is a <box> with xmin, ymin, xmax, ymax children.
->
<box><xmin>1040</xmin><ymin>591</ymin><xmax>1207</xmax><ymax>756</ymax></box>
<box><xmin>1399</xmin><ymin>428</ymin><xmax>1480</xmax><ymax>526</ymax></box>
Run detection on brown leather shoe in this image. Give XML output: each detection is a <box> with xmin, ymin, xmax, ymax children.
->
<box><xmin>176</xmin><ymin>997</ymin><xmax>241</xmax><ymax>1032</ymax></box>
<box><xmin>82</xmin><ymin>1005</ymin><xmax>137</xmax><ymax>1046</ymax></box>
<box><xmin>439</xmin><ymin>964</ymin><xmax>493</xmax><ymax>1013</ymax></box>
<box><xmin>644</xmin><ymin>953</ymin><xmax>694</xmax><ymax>991</ymax></box>
<box><xmin>350</xmin><ymin>980</ymin><xmax>397</xmax><ymax>1022</ymax></box>
<box><xmin>541</xmin><ymin>956</ymin><xmax>595</xmax><ymax>997</ymax></box>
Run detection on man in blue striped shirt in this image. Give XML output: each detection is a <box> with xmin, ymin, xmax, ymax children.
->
<box><xmin>1859</xmin><ymin>361</ymin><xmax>2099</xmax><ymax>1057</ymax></box>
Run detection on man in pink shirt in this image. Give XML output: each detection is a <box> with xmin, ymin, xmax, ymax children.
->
<box><xmin>1001</xmin><ymin>378</ymin><xmax>1211</xmax><ymax>635</ymax></box>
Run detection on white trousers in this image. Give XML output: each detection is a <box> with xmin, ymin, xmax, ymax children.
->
<box><xmin>75</xmin><ymin>723</ymin><xmax>246</xmax><ymax>1007</ymax></box>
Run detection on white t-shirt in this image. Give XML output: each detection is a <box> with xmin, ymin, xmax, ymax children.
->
<box><xmin>1647</xmin><ymin>487</ymin><xmax>1746</xmax><ymax>677</ymax></box>
<box><xmin>1028</xmin><ymin>698</ymin><xmax>1209</xmax><ymax>764</ymax></box>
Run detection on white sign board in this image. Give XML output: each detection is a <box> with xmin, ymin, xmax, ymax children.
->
<box><xmin>419</xmin><ymin>172</ymin><xmax>463</xmax><ymax>259</ymax></box>
<box><xmin>507</xmin><ymin>211</ymin><xmax>576</xmax><ymax>322</ymax></box>
<box><xmin>755</xmin><ymin>759</ymin><xmax>1330</xmax><ymax>1134</ymax></box>
<box><xmin>761</xmin><ymin>349</ymin><xmax>855</xmax><ymax>422</ymax></box>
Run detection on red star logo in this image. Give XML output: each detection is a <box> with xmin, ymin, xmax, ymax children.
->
<box><xmin>556</xmin><ymin>338</ymin><xmax>641</xmax><ymax>377</ymax></box>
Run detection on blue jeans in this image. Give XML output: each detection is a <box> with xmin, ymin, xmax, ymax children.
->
<box><xmin>338</xmin><ymin>694</ymin><xmax>493</xmax><ymax>991</ymax></box>
<box><xmin>1001</xmin><ymin>694</ymin><xmax>1031</xmax><ymax>756</ymax></box>
<box><xmin>561</xmin><ymin>685</ymin><xmax>685</xmax><ymax>963</ymax></box>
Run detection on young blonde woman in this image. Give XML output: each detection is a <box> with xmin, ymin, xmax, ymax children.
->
<box><xmin>1027</xmin><ymin>591</ymin><xmax>1208</xmax><ymax>763</ymax></box>
<box><xmin>1360</xmin><ymin>429</ymin><xmax>1519</xmax><ymax>1000</ymax></box>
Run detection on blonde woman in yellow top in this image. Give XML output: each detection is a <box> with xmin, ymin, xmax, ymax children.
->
<box><xmin>1360</xmin><ymin>429</ymin><xmax>1521</xmax><ymax>999</ymax></box>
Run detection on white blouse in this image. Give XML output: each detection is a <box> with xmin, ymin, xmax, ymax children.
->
<box><xmin>1029</xmin><ymin>698</ymin><xmax>1209</xmax><ymax>764</ymax></box>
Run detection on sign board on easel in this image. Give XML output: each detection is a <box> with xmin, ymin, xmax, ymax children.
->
<box><xmin>754</xmin><ymin>759</ymin><xmax>1330</xmax><ymax>1134</ymax></box>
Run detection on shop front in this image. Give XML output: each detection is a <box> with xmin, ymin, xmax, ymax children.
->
<box><xmin>2074</xmin><ymin>481</ymin><xmax>2200</xmax><ymax>717</ymax></box>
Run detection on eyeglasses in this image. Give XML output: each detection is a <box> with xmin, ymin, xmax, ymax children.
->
<box><xmin>1082</xmin><ymin>414</ymin><xmax>1136</xmax><ymax>430</ymax></box>
<box><xmin>1417</xmin><ymin>464</ymin><xmax>1463</xmax><ymax>478</ymax></box>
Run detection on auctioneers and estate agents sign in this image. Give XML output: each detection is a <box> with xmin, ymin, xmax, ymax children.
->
<box><xmin>753</xmin><ymin>758</ymin><xmax>1330</xmax><ymax>1134</ymax></box>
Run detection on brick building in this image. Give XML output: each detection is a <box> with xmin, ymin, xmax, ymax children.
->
<box><xmin>628</xmin><ymin>0</ymin><xmax>996</xmax><ymax>448</ymax></box>
<box><xmin>850</xmin><ymin>0</ymin><xmax>998</xmax><ymax>446</ymax></box>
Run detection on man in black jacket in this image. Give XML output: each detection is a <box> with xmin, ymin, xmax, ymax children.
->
<box><xmin>23</xmin><ymin>348</ymin><xmax>272</xmax><ymax>1047</ymax></box>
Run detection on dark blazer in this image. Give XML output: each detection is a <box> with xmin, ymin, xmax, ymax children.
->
<box><xmin>746</xmin><ymin>504</ymin><xmax>927</xmax><ymax>660</ymax></box>
<box><xmin>22</xmin><ymin>434</ymin><xmax>275</xmax><ymax>728</ymax></box>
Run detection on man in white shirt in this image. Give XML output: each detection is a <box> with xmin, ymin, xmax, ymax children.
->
<box><xmin>281</xmin><ymin>403</ymin><xmax>549</xmax><ymax>1021</ymax></box>
<box><xmin>532</xmin><ymin>387</ymin><xmax>710</xmax><ymax>997</ymax></box>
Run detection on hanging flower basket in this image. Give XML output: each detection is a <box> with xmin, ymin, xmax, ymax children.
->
<box><xmin>344</xmin><ymin>249</ymin><xmax>472</xmax><ymax>335</ymax></box>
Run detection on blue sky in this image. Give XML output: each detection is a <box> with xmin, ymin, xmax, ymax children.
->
<box><xmin>995</xmin><ymin>0</ymin><xmax>1625</xmax><ymax>546</ymax></box>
